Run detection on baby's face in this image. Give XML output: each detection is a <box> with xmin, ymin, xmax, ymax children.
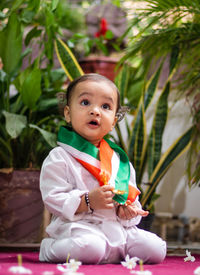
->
<box><xmin>64</xmin><ymin>80</ymin><xmax>118</xmax><ymax>147</ymax></box>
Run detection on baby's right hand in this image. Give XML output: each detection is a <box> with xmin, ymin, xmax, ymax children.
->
<box><xmin>89</xmin><ymin>185</ymin><xmax>114</xmax><ymax>210</ymax></box>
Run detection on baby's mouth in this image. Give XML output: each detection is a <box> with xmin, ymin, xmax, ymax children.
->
<box><xmin>89</xmin><ymin>120</ymin><xmax>99</xmax><ymax>126</ymax></box>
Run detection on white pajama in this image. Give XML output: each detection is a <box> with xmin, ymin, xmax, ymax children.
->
<box><xmin>39</xmin><ymin>146</ymin><xmax>166</xmax><ymax>264</ymax></box>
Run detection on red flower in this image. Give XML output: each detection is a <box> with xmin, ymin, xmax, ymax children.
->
<box><xmin>95</xmin><ymin>18</ymin><xmax>108</xmax><ymax>38</ymax></box>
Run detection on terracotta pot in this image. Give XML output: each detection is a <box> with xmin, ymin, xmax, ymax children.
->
<box><xmin>0</xmin><ymin>170</ymin><xmax>43</xmax><ymax>244</ymax></box>
<box><xmin>79</xmin><ymin>56</ymin><xmax>119</xmax><ymax>81</ymax></box>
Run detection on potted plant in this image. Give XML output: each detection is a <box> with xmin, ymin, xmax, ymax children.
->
<box><xmin>65</xmin><ymin>2</ymin><xmax>127</xmax><ymax>81</ymax></box>
<box><xmin>0</xmin><ymin>0</ymin><xmax>85</xmax><ymax>245</ymax></box>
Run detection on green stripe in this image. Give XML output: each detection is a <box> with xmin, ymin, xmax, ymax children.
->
<box><xmin>58</xmin><ymin>126</ymin><xmax>99</xmax><ymax>159</ymax></box>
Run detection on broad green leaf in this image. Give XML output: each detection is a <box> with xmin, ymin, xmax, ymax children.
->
<box><xmin>2</xmin><ymin>111</ymin><xmax>27</xmax><ymax>138</ymax></box>
<box><xmin>141</xmin><ymin>127</ymin><xmax>193</xmax><ymax>209</ymax></box>
<box><xmin>37</xmin><ymin>98</ymin><xmax>58</xmax><ymax>111</ymax></box>
<box><xmin>148</xmin><ymin>82</ymin><xmax>170</xmax><ymax>176</ymax></box>
<box><xmin>21</xmin><ymin>67</ymin><xmax>41</xmax><ymax>109</ymax></box>
<box><xmin>29</xmin><ymin>124</ymin><xmax>57</xmax><ymax>147</ymax></box>
<box><xmin>55</xmin><ymin>38</ymin><xmax>84</xmax><ymax>81</ymax></box>
<box><xmin>0</xmin><ymin>13</ymin><xmax>22</xmax><ymax>75</ymax></box>
<box><xmin>105</xmin><ymin>30</ymin><xmax>114</xmax><ymax>40</ymax></box>
<box><xmin>51</xmin><ymin>0</ymin><xmax>59</xmax><ymax>11</ymax></box>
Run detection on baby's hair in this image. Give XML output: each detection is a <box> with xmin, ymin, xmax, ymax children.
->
<box><xmin>66</xmin><ymin>73</ymin><xmax>128</xmax><ymax>122</ymax></box>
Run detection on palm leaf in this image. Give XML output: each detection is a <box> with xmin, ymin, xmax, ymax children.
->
<box><xmin>54</xmin><ymin>38</ymin><xmax>84</xmax><ymax>81</ymax></box>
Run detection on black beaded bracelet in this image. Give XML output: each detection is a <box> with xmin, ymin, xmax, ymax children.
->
<box><xmin>85</xmin><ymin>192</ymin><xmax>94</xmax><ymax>214</ymax></box>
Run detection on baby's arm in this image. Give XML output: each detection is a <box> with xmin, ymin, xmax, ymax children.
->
<box><xmin>76</xmin><ymin>185</ymin><xmax>114</xmax><ymax>214</ymax></box>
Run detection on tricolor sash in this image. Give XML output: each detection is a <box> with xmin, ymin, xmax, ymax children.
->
<box><xmin>57</xmin><ymin>126</ymin><xmax>140</xmax><ymax>204</ymax></box>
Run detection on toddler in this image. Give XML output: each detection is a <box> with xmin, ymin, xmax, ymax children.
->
<box><xmin>39</xmin><ymin>73</ymin><xmax>166</xmax><ymax>264</ymax></box>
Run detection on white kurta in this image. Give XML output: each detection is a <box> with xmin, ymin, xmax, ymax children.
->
<box><xmin>39</xmin><ymin>146</ymin><xmax>166</xmax><ymax>264</ymax></box>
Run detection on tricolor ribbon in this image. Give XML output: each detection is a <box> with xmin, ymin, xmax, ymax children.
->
<box><xmin>57</xmin><ymin>126</ymin><xmax>140</xmax><ymax>204</ymax></box>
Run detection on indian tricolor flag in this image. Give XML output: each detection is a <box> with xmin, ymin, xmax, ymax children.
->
<box><xmin>57</xmin><ymin>126</ymin><xmax>140</xmax><ymax>204</ymax></box>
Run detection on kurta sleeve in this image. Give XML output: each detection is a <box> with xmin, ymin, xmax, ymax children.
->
<box><xmin>40</xmin><ymin>147</ymin><xmax>87</xmax><ymax>221</ymax></box>
<box><xmin>117</xmin><ymin>162</ymin><xmax>142</xmax><ymax>227</ymax></box>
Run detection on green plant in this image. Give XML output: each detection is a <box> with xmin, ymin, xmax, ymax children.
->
<box><xmin>120</xmin><ymin>0</ymin><xmax>200</xmax><ymax>185</ymax></box>
<box><xmin>67</xmin><ymin>20</ymin><xmax>119</xmax><ymax>57</ymax></box>
<box><xmin>54</xmin><ymin>38</ymin><xmax>193</xmax><ymax>212</ymax></box>
<box><xmin>0</xmin><ymin>0</ymin><xmax>86</xmax><ymax>168</ymax></box>
<box><xmin>114</xmin><ymin>62</ymin><xmax>192</xmax><ymax>211</ymax></box>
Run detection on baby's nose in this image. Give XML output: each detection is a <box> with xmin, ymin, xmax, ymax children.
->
<box><xmin>90</xmin><ymin>106</ymin><xmax>100</xmax><ymax>116</ymax></box>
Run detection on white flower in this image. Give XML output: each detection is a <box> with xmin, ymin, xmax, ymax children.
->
<box><xmin>57</xmin><ymin>264</ymin><xmax>67</xmax><ymax>273</ymax></box>
<box><xmin>57</xmin><ymin>259</ymin><xmax>82</xmax><ymax>274</ymax></box>
<box><xmin>121</xmin><ymin>255</ymin><xmax>140</xmax><ymax>270</ymax></box>
<box><xmin>66</xmin><ymin>259</ymin><xmax>82</xmax><ymax>272</ymax></box>
<box><xmin>130</xmin><ymin>271</ymin><xmax>152</xmax><ymax>275</ymax></box>
<box><xmin>184</xmin><ymin>250</ymin><xmax>196</xmax><ymax>262</ymax></box>
<box><xmin>57</xmin><ymin>264</ymin><xmax>83</xmax><ymax>275</ymax></box>
<box><xmin>194</xmin><ymin>266</ymin><xmax>200</xmax><ymax>275</ymax></box>
<box><xmin>8</xmin><ymin>266</ymin><xmax>32</xmax><ymax>274</ymax></box>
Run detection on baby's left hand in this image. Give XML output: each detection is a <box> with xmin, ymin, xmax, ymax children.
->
<box><xmin>116</xmin><ymin>201</ymin><xmax>149</xmax><ymax>220</ymax></box>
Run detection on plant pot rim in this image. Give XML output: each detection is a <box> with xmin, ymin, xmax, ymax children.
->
<box><xmin>0</xmin><ymin>168</ymin><xmax>40</xmax><ymax>174</ymax></box>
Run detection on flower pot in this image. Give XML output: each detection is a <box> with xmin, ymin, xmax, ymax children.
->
<box><xmin>79</xmin><ymin>56</ymin><xmax>119</xmax><ymax>81</ymax></box>
<box><xmin>0</xmin><ymin>170</ymin><xmax>43</xmax><ymax>245</ymax></box>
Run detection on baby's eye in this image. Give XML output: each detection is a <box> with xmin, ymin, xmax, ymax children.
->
<box><xmin>102</xmin><ymin>103</ymin><xmax>111</xmax><ymax>110</ymax></box>
<box><xmin>81</xmin><ymin>99</ymin><xmax>89</xmax><ymax>106</ymax></box>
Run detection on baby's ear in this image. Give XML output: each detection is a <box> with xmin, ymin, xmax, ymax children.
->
<box><xmin>64</xmin><ymin>105</ymin><xmax>71</xmax><ymax>123</ymax></box>
<box><xmin>111</xmin><ymin>116</ymin><xmax>118</xmax><ymax>130</ymax></box>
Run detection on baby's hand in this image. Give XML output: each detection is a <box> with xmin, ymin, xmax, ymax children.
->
<box><xmin>117</xmin><ymin>201</ymin><xmax>149</xmax><ymax>220</ymax></box>
<box><xmin>89</xmin><ymin>185</ymin><xmax>114</xmax><ymax>210</ymax></box>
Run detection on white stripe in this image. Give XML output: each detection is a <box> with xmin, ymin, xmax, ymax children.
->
<box><xmin>109</xmin><ymin>151</ymin><xmax>120</xmax><ymax>188</ymax></box>
<box><xmin>58</xmin><ymin>141</ymin><xmax>100</xmax><ymax>168</ymax></box>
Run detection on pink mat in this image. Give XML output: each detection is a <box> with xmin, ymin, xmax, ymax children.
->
<box><xmin>0</xmin><ymin>251</ymin><xmax>200</xmax><ymax>275</ymax></box>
